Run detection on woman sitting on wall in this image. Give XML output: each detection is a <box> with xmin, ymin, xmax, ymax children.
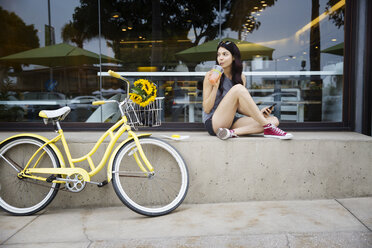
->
<box><xmin>202</xmin><ymin>40</ymin><xmax>293</xmax><ymax>140</ymax></box>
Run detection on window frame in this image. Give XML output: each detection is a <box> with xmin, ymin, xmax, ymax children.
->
<box><xmin>0</xmin><ymin>0</ymin><xmax>357</xmax><ymax>132</ymax></box>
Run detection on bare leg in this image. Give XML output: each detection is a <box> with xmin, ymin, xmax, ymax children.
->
<box><xmin>212</xmin><ymin>84</ymin><xmax>269</xmax><ymax>133</ymax></box>
<box><xmin>232</xmin><ymin>116</ymin><xmax>279</xmax><ymax>135</ymax></box>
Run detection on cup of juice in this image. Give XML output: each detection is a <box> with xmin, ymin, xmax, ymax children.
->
<box><xmin>209</xmin><ymin>65</ymin><xmax>223</xmax><ymax>85</ymax></box>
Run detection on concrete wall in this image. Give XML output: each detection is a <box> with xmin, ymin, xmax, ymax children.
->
<box><xmin>1</xmin><ymin>131</ymin><xmax>371</xmax><ymax>209</ymax></box>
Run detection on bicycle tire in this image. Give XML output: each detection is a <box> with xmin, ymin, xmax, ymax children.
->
<box><xmin>0</xmin><ymin>137</ymin><xmax>60</xmax><ymax>215</ymax></box>
<box><xmin>112</xmin><ymin>137</ymin><xmax>189</xmax><ymax>216</ymax></box>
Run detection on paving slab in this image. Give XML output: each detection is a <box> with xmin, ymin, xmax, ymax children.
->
<box><xmin>81</xmin><ymin>200</ymin><xmax>368</xmax><ymax>241</ymax></box>
<box><xmin>1</xmin><ymin>209</ymin><xmax>89</xmax><ymax>245</ymax></box>
<box><xmin>89</xmin><ymin>234</ymin><xmax>290</xmax><ymax>248</ymax></box>
<box><xmin>1</xmin><ymin>199</ymin><xmax>371</xmax><ymax>247</ymax></box>
<box><xmin>337</xmin><ymin>197</ymin><xmax>372</xmax><ymax>230</ymax></box>
<box><xmin>87</xmin><ymin>232</ymin><xmax>372</xmax><ymax>248</ymax></box>
<box><xmin>287</xmin><ymin>232</ymin><xmax>372</xmax><ymax>248</ymax></box>
<box><xmin>0</xmin><ymin>242</ymin><xmax>89</xmax><ymax>248</ymax></box>
<box><xmin>0</xmin><ymin>213</ymin><xmax>37</xmax><ymax>244</ymax></box>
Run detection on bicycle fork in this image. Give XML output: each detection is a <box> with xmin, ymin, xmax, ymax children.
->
<box><xmin>127</xmin><ymin>131</ymin><xmax>155</xmax><ymax>178</ymax></box>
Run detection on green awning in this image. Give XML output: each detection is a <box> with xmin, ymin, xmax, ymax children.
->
<box><xmin>175</xmin><ymin>38</ymin><xmax>274</xmax><ymax>62</ymax></box>
<box><xmin>0</xmin><ymin>43</ymin><xmax>121</xmax><ymax>67</ymax></box>
<box><xmin>321</xmin><ymin>42</ymin><xmax>344</xmax><ymax>56</ymax></box>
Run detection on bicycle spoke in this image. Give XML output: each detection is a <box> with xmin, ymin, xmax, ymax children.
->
<box><xmin>112</xmin><ymin>137</ymin><xmax>188</xmax><ymax>216</ymax></box>
<box><xmin>0</xmin><ymin>154</ymin><xmax>22</xmax><ymax>172</ymax></box>
<box><xmin>153</xmin><ymin>177</ymin><xmax>180</xmax><ymax>194</ymax></box>
<box><xmin>0</xmin><ymin>137</ymin><xmax>60</xmax><ymax>215</ymax></box>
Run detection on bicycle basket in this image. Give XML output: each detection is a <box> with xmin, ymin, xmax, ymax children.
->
<box><xmin>122</xmin><ymin>97</ymin><xmax>164</xmax><ymax>128</ymax></box>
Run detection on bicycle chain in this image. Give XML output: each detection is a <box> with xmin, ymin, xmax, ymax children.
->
<box><xmin>19</xmin><ymin>177</ymin><xmax>69</xmax><ymax>192</ymax></box>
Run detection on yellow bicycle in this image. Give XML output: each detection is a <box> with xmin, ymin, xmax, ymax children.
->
<box><xmin>0</xmin><ymin>71</ymin><xmax>189</xmax><ymax>217</ymax></box>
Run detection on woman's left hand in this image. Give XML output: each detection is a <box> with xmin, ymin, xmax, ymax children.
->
<box><xmin>261</xmin><ymin>106</ymin><xmax>273</xmax><ymax>117</ymax></box>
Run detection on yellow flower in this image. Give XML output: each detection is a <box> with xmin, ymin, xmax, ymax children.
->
<box><xmin>141</xmin><ymin>81</ymin><xmax>153</xmax><ymax>95</ymax></box>
<box><xmin>129</xmin><ymin>93</ymin><xmax>143</xmax><ymax>105</ymax></box>
<box><xmin>130</xmin><ymin>79</ymin><xmax>157</xmax><ymax>107</ymax></box>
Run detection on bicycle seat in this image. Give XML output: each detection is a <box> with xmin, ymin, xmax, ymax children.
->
<box><xmin>39</xmin><ymin>106</ymin><xmax>71</xmax><ymax>120</ymax></box>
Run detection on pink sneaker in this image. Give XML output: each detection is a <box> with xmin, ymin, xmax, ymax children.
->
<box><xmin>263</xmin><ymin>123</ymin><xmax>293</xmax><ymax>140</ymax></box>
<box><xmin>216</xmin><ymin>128</ymin><xmax>238</xmax><ymax>140</ymax></box>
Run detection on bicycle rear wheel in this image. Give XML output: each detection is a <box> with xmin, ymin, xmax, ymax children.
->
<box><xmin>0</xmin><ymin>137</ymin><xmax>60</xmax><ymax>215</ymax></box>
<box><xmin>112</xmin><ymin>137</ymin><xmax>189</xmax><ymax>216</ymax></box>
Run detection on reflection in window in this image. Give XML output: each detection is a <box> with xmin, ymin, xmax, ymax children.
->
<box><xmin>0</xmin><ymin>0</ymin><xmax>345</xmax><ymax>124</ymax></box>
<box><xmin>0</xmin><ymin>1</ymin><xmax>118</xmax><ymax>123</ymax></box>
<box><xmin>224</xmin><ymin>0</ymin><xmax>345</xmax><ymax>123</ymax></box>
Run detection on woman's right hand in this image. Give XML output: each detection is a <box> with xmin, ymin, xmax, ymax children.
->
<box><xmin>261</xmin><ymin>106</ymin><xmax>273</xmax><ymax>117</ymax></box>
<box><xmin>207</xmin><ymin>70</ymin><xmax>221</xmax><ymax>87</ymax></box>
<box><xmin>203</xmin><ymin>71</ymin><xmax>219</xmax><ymax>112</ymax></box>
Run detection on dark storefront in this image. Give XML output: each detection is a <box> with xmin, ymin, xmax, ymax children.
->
<box><xmin>0</xmin><ymin>0</ymin><xmax>371</xmax><ymax>135</ymax></box>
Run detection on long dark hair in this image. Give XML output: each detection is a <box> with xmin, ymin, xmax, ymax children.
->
<box><xmin>216</xmin><ymin>40</ymin><xmax>243</xmax><ymax>90</ymax></box>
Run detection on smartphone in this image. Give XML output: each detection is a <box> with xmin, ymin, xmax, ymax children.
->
<box><xmin>268</xmin><ymin>103</ymin><xmax>277</xmax><ymax>110</ymax></box>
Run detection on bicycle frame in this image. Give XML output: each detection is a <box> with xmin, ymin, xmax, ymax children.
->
<box><xmin>1</xmin><ymin>71</ymin><xmax>157</xmax><ymax>185</ymax></box>
<box><xmin>7</xmin><ymin>115</ymin><xmax>154</xmax><ymax>184</ymax></box>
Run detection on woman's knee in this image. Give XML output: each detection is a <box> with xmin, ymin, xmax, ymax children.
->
<box><xmin>230</xmin><ymin>84</ymin><xmax>247</xmax><ymax>96</ymax></box>
<box><xmin>269</xmin><ymin>116</ymin><xmax>279</xmax><ymax>126</ymax></box>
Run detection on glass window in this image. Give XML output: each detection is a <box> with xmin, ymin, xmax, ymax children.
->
<box><xmin>0</xmin><ymin>0</ymin><xmax>345</xmax><ymax>125</ymax></box>
<box><xmin>0</xmin><ymin>0</ymin><xmax>106</xmax><ymax>122</ymax></box>
<box><xmin>230</xmin><ymin>0</ymin><xmax>345</xmax><ymax>123</ymax></box>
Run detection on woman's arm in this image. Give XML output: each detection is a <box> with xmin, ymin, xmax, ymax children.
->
<box><xmin>203</xmin><ymin>71</ymin><xmax>220</xmax><ymax>113</ymax></box>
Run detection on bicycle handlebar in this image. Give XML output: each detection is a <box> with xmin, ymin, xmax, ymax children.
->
<box><xmin>92</xmin><ymin>99</ymin><xmax>120</xmax><ymax>106</ymax></box>
<box><xmin>93</xmin><ymin>70</ymin><xmax>131</xmax><ymax>107</ymax></box>
<box><xmin>108</xmin><ymin>70</ymin><xmax>124</xmax><ymax>80</ymax></box>
<box><xmin>92</xmin><ymin>101</ymin><xmax>106</xmax><ymax>106</ymax></box>
<box><xmin>108</xmin><ymin>70</ymin><xmax>131</xmax><ymax>99</ymax></box>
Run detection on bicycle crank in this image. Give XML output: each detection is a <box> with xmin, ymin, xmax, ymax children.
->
<box><xmin>63</xmin><ymin>173</ymin><xmax>86</xmax><ymax>192</ymax></box>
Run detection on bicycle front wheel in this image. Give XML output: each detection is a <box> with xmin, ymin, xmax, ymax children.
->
<box><xmin>0</xmin><ymin>137</ymin><xmax>60</xmax><ymax>215</ymax></box>
<box><xmin>112</xmin><ymin>137</ymin><xmax>189</xmax><ymax>216</ymax></box>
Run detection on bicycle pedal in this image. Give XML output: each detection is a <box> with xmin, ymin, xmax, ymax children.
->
<box><xmin>97</xmin><ymin>180</ymin><xmax>108</xmax><ymax>187</ymax></box>
<box><xmin>46</xmin><ymin>174</ymin><xmax>57</xmax><ymax>183</ymax></box>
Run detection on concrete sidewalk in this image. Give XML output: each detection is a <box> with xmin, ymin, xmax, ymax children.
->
<box><xmin>1</xmin><ymin>197</ymin><xmax>371</xmax><ymax>248</ymax></box>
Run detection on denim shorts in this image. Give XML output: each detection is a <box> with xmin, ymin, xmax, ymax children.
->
<box><xmin>204</xmin><ymin>116</ymin><xmax>241</xmax><ymax>136</ymax></box>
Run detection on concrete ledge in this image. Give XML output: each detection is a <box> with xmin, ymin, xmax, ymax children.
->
<box><xmin>1</xmin><ymin>131</ymin><xmax>371</xmax><ymax>208</ymax></box>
